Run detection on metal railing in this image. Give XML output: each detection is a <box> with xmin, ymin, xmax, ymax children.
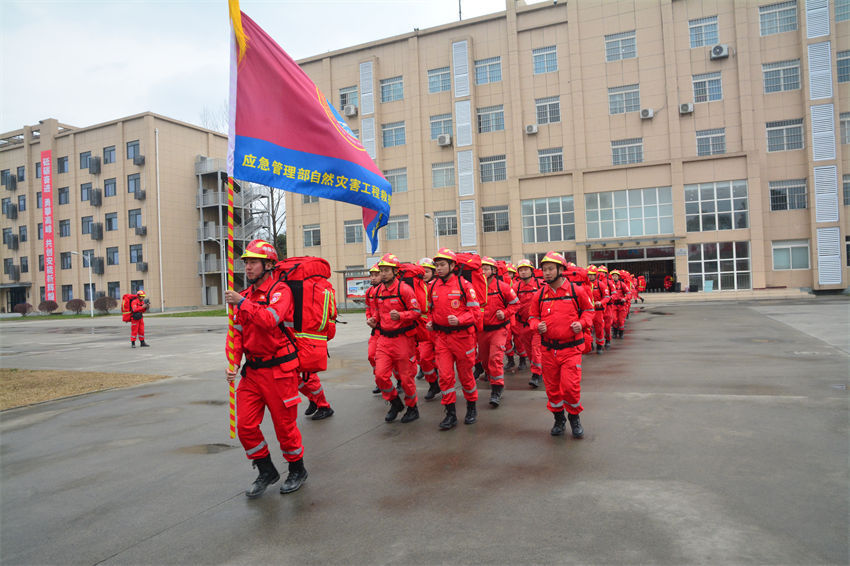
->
<box><xmin>198</xmin><ymin>257</ymin><xmax>245</xmax><ymax>275</ymax></box>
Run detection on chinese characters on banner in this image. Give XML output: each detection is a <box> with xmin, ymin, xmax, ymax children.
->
<box><xmin>40</xmin><ymin>150</ymin><xmax>56</xmax><ymax>301</ymax></box>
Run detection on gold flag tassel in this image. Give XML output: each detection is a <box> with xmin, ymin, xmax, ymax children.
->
<box><xmin>228</xmin><ymin>0</ymin><xmax>249</xmax><ymax>63</ymax></box>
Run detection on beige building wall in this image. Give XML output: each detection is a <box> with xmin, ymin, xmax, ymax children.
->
<box><xmin>286</xmin><ymin>0</ymin><xmax>848</xmax><ymax>297</ymax></box>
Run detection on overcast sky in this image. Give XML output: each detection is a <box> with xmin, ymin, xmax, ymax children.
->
<box><xmin>0</xmin><ymin>0</ymin><xmax>519</xmax><ymax>133</ymax></box>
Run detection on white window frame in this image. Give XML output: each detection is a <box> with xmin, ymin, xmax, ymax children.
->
<box><xmin>430</xmin><ymin>114</ymin><xmax>452</xmax><ymax>140</ymax></box>
<box><xmin>343</xmin><ymin>220</ymin><xmax>363</xmax><ymax>244</ymax></box>
<box><xmin>693</xmin><ymin>72</ymin><xmax>723</xmax><ymax>103</ymax></box>
<box><xmin>759</xmin><ymin>1</ymin><xmax>798</xmax><ymax>36</ymax></box>
<box><xmin>837</xmin><ymin>0</ymin><xmax>850</xmax><ymax>22</ymax></box>
<box><xmin>385</xmin><ymin>215</ymin><xmax>409</xmax><ymax>240</ymax></box>
<box><xmin>383</xmin><ymin>168</ymin><xmax>407</xmax><ymax>193</ymax></box>
<box><xmin>605</xmin><ymin>31</ymin><xmax>636</xmax><ymax>62</ymax></box>
<box><xmin>769</xmin><ymin>179</ymin><xmax>808</xmax><ymax>211</ymax></box>
<box><xmin>474</xmin><ymin>56</ymin><xmax>501</xmax><ymax>84</ymax></box>
<box><xmin>585</xmin><ymin>186</ymin><xmax>674</xmax><ymax>239</ymax></box>
<box><xmin>839</xmin><ymin>51</ymin><xmax>850</xmax><ymax>83</ymax></box>
<box><xmin>521</xmin><ymin>196</ymin><xmax>575</xmax><ymax>243</ymax></box>
<box><xmin>688</xmin><ymin>241</ymin><xmax>751</xmax><ymax>291</ymax></box>
<box><xmin>766</xmin><ymin>119</ymin><xmax>804</xmax><ymax>152</ymax></box>
<box><xmin>303</xmin><ymin>224</ymin><xmax>321</xmax><ymax>247</ymax></box>
<box><xmin>762</xmin><ymin>59</ymin><xmax>801</xmax><ymax>93</ymax></box>
<box><xmin>339</xmin><ymin>86</ymin><xmax>358</xmax><ymax>109</ymax></box>
<box><xmin>840</xmin><ymin>112</ymin><xmax>850</xmax><ymax>145</ymax></box>
<box><xmin>434</xmin><ymin>210</ymin><xmax>458</xmax><ymax>237</ymax></box>
<box><xmin>608</xmin><ymin>84</ymin><xmax>640</xmax><ymax>114</ymax></box>
<box><xmin>538</xmin><ymin>148</ymin><xmax>564</xmax><ymax>173</ymax></box>
<box><xmin>482</xmin><ymin>205</ymin><xmax>510</xmax><ymax>233</ymax></box>
<box><xmin>476</xmin><ymin>105</ymin><xmax>504</xmax><ymax>133</ymax></box>
<box><xmin>428</xmin><ymin>67</ymin><xmax>451</xmax><ymax>93</ymax></box>
<box><xmin>689</xmin><ymin>16</ymin><xmax>719</xmax><ymax>48</ymax></box>
<box><xmin>611</xmin><ymin>138</ymin><xmax>643</xmax><ymax>165</ymax></box>
<box><xmin>684</xmin><ymin>180</ymin><xmax>749</xmax><ymax>232</ymax></box>
<box><xmin>772</xmin><ymin>240</ymin><xmax>810</xmax><ymax>270</ymax></box>
<box><xmin>844</xmin><ymin>174</ymin><xmax>850</xmax><ymax>206</ymax></box>
<box><xmin>380</xmin><ymin>76</ymin><xmax>403</xmax><ymax>103</ymax></box>
<box><xmin>302</xmin><ymin>194</ymin><xmax>318</xmax><ymax>204</ymax></box>
<box><xmin>432</xmin><ymin>162</ymin><xmax>455</xmax><ymax>189</ymax></box>
<box><xmin>479</xmin><ymin>155</ymin><xmax>506</xmax><ymax>183</ymax></box>
<box><xmin>532</xmin><ymin>45</ymin><xmax>558</xmax><ymax>74</ymax></box>
<box><xmin>696</xmin><ymin>128</ymin><xmax>726</xmax><ymax>156</ymax></box>
<box><xmin>535</xmin><ymin>96</ymin><xmax>561</xmax><ymax>124</ymax></box>
<box><xmin>381</xmin><ymin>121</ymin><xmax>406</xmax><ymax>148</ymax></box>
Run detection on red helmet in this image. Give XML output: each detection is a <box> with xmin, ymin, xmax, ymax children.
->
<box><xmin>516</xmin><ymin>259</ymin><xmax>534</xmax><ymax>270</ymax></box>
<box><xmin>506</xmin><ymin>263</ymin><xmax>517</xmax><ymax>274</ymax></box>
<box><xmin>369</xmin><ymin>264</ymin><xmax>380</xmax><ymax>273</ymax></box>
<box><xmin>540</xmin><ymin>251</ymin><xmax>568</xmax><ymax>268</ymax></box>
<box><xmin>377</xmin><ymin>253</ymin><xmax>401</xmax><ymax>268</ymax></box>
<box><xmin>586</xmin><ymin>265</ymin><xmax>598</xmax><ymax>275</ymax></box>
<box><xmin>597</xmin><ymin>265</ymin><xmax>609</xmax><ymax>273</ymax></box>
<box><xmin>137</xmin><ymin>290</ymin><xmax>146</xmax><ymax>297</ymax></box>
<box><xmin>419</xmin><ymin>257</ymin><xmax>436</xmax><ymax>270</ymax></box>
<box><xmin>241</xmin><ymin>239</ymin><xmax>278</xmax><ymax>262</ymax></box>
<box><xmin>433</xmin><ymin>247</ymin><xmax>457</xmax><ymax>263</ymax></box>
<box><xmin>481</xmin><ymin>256</ymin><xmax>497</xmax><ymax>268</ymax></box>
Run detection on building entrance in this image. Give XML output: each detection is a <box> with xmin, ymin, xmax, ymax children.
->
<box><xmin>588</xmin><ymin>245</ymin><xmax>677</xmax><ymax>292</ymax></box>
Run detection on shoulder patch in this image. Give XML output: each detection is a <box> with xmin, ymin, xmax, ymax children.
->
<box><xmin>269</xmin><ymin>292</ymin><xmax>282</xmax><ymax>305</ymax></box>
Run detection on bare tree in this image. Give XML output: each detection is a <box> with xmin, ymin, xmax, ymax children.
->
<box><xmin>199</xmin><ymin>100</ymin><xmax>229</xmax><ymax>134</ymax></box>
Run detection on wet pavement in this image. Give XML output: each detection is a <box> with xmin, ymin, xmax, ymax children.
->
<box><xmin>1</xmin><ymin>297</ymin><xmax>848</xmax><ymax>565</ymax></box>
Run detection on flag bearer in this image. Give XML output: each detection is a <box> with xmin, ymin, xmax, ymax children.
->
<box><xmin>365</xmin><ymin>264</ymin><xmax>381</xmax><ymax>394</ymax></box>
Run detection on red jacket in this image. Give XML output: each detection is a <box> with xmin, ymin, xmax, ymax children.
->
<box><xmin>429</xmin><ymin>273</ymin><xmax>482</xmax><ymax>333</ymax></box>
<box><xmin>375</xmin><ymin>278</ymin><xmax>420</xmax><ymax>336</ymax></box>
<box><xmin>483</xmin><ymin>276</ymin><xmax>519</xmax><ymax>329</ymax></box>
<box><xmin>232</xmin><ymin>275</ymin><xmax>299</xmax><ymax>373</ymax></box>
<box><xmin>365</xmin><ymin>284</ymin><xmax>379</xmax><ymax>319</ymax></box>
<box><xmin>514</xmin><ymin>276</ymin><xmax>543</xmax><ymax>324</ymax></box>
<box><xmin>528</xmin><ymin>279</ymin><xmax>594</xmax><ymax>345</ymax></box>
<box><xmin>130</xmin><ymin>296</ymin><xmax>147</xmax><ymax>316</ymax></box>
<box><xmin>610</xmin><ymin>279</ymin><xmax>628</xmax><ymax>304</ymax></box>
<box><xmin>589</xmin><ymin>280</ymin><xmax>609</xmax><ymax>310</ymax></box>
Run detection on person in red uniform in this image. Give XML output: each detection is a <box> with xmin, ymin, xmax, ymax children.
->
<box><xmin>365</xmin><ymin>264</ymin><xmax>382</xmax><ymax>395</ymax></box>
<box><xmin>129</xmin><ymin>290</ymin><xmax>150</xmax><ymax>348</ymax></box>
<box><xmin>224</xmin><ymin>239</ymin><xmax>307</xmax><ymax>498</ymax></box>
<box><xmin>585</xmin><ymin>265</ymin><xmax>609</xmax><ymax>355</ymax></box>
<box><xmin>597</xmin><ymin>265</ymin><xmax>614</xmax><ymax>349</ymax></box>
<box><xmin>477</xmin><ymin>257</ymin><xmax>520</xmax><ymax>407</ymax></box>
<box><xmin>636</xmin><ymin>274</ymin><xmax>646</xmax><ymax>303</ymax></box>
<box><xmin>610</xmin><ymin>270</ymin><xmax>629</xmax><ymax>338</ymax></box>
<box><xmin>426</xmin><ymin>248</ymin><xmax>482</xmax><ymax>430</ymax></box>
<box><xmin>514</xmin><ymin>259</ymin><xmax>544</xmax><ymax>387</ymax></box>
<box><xmin>366</xmin><ymin>253</ymin><xmax>422</xmax><ymax>424</ymax></box>
<box><xmin>418</xmin><ymin>257</ymin><xmax>441</xmax><ymax>401</ymax></box>
<box><xmin>300</xmin><ymin>371</ymin><xmax>334</xmax><ymax>420</ymax></box>
<box><xmin>528</xmin><ymin>251</ymin><xmax>594</xmax><ymax>438</ymax></box>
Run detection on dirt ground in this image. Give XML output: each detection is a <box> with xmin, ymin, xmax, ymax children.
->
<box><xmin>0</xmin><ymin>369</ymin><xmax>169</xmax><ymax>411</ymax></box>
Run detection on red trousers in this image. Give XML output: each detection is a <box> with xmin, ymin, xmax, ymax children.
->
<box><xmin>516</xmin><ymin>324</ymin><xmax>542</xmax><ymax>375</ymax></box>
<box><xmin>237</xmin><ymin>369</ymin><xmax>303</xmax><ymax>463</ymax></box>
<box><xmin>418</xmin><ymin>336</ymin><xmax>437</xmax><ymax>383</ymax></box>
<box><xmin>504</xmin><ymin>322</ymin><xmax>516</xmax><ymax>356</ymax></box>
<box><xmin>540</xmin><ymin>345</ymin><xmax>584</xmax><ymax>415</ymax></box>
<box><xmin>613</xmin><ymin>302</ymin><xmax>627</xmax><ymax>330</ymax></box>
<box><xmin>298</xmin><ymin>372</ymin><xmax>330</xmax><ymax>409</ymax></box>
<box><xmin>374</xmin><ymin>334</ymin><xmax>418</xmax><ymax>407</ymax></box>
<box><xmin>510</xmin><ymin>323</ymin><xmax>525</xmax><ymax>357</ymax></box>
<box><xmin>434</xmin><ymin>330</ymin><xmax>478</xmax><ymax>405</ymax></box>
<box><xmin>603</xmin><ymin>306</ymin><xmax>614</xmax><ymax>340</ymax></box>
<box><xmin>368</xmin><ymin>332</ymin><xmax>378</xmax><ymax>385</ymax></box>
<box><xmin>130</xmin><ymin>318</ymin><xmax>145</xmax><ymax>341</ymax></box>
<box><xmin>477</xmin><ymin>326</ymin><xmax>507</xmax><ymax>385</ymax></box>
<box><xmin>591</xmin><ymin>310</ymin><xmax>605</xmax><ymax>347</ymax></box>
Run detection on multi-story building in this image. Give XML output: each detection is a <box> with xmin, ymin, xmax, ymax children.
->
<box><xmin>287</xmin><ymin>0</ymin><xmax>848</xmax><ymax>295</ymax></box>
<box><xmin>0</xmin><ymin>113</ymin><xmax>264</xmax><ymax>312</ymax></box>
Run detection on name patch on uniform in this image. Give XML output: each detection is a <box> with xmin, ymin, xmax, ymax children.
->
<box><xmin>270</xmin><ymin>292</ymin><xmax>281</xmax><ymax>304</ymax></box>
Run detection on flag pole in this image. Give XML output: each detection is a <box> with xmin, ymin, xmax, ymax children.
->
<box><xmin>226</xmin><ymin>178</ymin><xmax>237</xmax><ymax>439</ymax></box>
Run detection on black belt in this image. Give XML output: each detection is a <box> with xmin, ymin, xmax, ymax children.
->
<box><xmin>594</xmin><ymin>307</ymin><xmax>604</xmax><ymax>311</ymax></box>
<box><xmin>541</xmin><ymin>337</ymin><xmax>584</xmax><ymax>350</ymax></box>
<box><xmin>242</xmin><ymin>351</ymin><xmax>299</xmax><ymax>373</ymax></box>
<box><xmin>432</xmin><ymin>322</ymin><xmax>473</xmax><ymax>333</ymax></box>
<box><xmin>483</xmin><ymin>320</ymin><xmax>510</xmax><ymax>332</ymax></box>
<box><xmin>379</xmin><ymin>323</ymin><xmax>417</xmax><ymax>338</ymax></box>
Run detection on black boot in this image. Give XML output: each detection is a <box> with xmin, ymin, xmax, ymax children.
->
<box><xmin>596</xmin><ymin>345</ymin><xmax>604</xmax><ymax>355</ymax></box>
<box><xmin>280</xmin><ymin>458</ymin><xmax>308</xmax><ymax>494</ymax></box>
<box><xmin>464</xmin><ymin>400</ymin><xmax>477</xmax><ymax>425</ymax></box>
<box><xmin>518</xmin><ymin>356</ymin><xmax>528</xmax><ymax>370</ymax></box>
<box><xmin>385</xmin><ymin>396</ymin><xmax>404</xmax><ymax>422</ymax></box>
<box><xmin>473</xmin><ymin>362</ymin><xmax>484</xmax><ymax>380</ymax></box>
<box><xmin>424</xmin><ymin>380</ymin><xmax>440</xmax><ymax>401</ymax></box>
<box><xmin>415</xmin><ymin>368</ymin><xmax>424</xmax><ymax>380</ymax></box>
<box><xmin>568</xmin><ymin>413</ymin><xmax>584</xmax><ymax>438</ymax></box>
<box><xmin>245</xmin><ymin>455</ymin><xmax>280</xmax><ymax>498</ymax></box>
<box><xmin>605</xmin><ymin>339</ymin><xmax>611</xmax><ymax>350</ymax></box>
<box><xmin>400</xmin><ymin>404</ymin><xmax>419</xmax><ymax>423</ymax></box>
<box><xmin>504</xmin><ymin>355</ymin><xmax>515</xmax><ymax>371</ymax></box>
<box><xmin>372</xmin><ymin>385</ymin><xmax>381</xmax><ymax>395</ymax></box>
<box><xmin>304</xmin><ymin>400</ymin><xmax>318</xmax><ymax>416</ymax></box>
<box><xmin>489</xmin><ymin>384</ymin><xmax>504</xmax><ymax>407</ymax></box>
<box><xmin>528</xmin><ymin>374</ymin><xmax>541</xmax><ymax>388</ymax></box>
<box><xmin>439</xmin><ymin>403</ymin><xmax>457</xmax><ymax>430</ymax></box>
<box><xmin>140</xmin><ymin>340</ymin><xmax>149</xmax><ymax>347</ymax></box>
<box><xmin>131</xmin><ymin>341</ymin><xmax>136</xmax><ymax>348</ymax></box>
<box><xmin>311</xmin><ymin>406</ymin><xmax>334</xmax><ymax>420</ymax></box>
<box><xmin>550</xmin><ymin>411</ymin><xmax>567</xmax><ymax>436</ymax></box>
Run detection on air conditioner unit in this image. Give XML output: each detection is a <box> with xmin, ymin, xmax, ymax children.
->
<box><xmin>134</xmin><ymin>190</ymin><xmax>146</xmax><ymax>201</ymax></box>
<box><xmin>679</xmin><ymin>102</ymin><xmax>694</xmax><ymax>115</ymax></box>
<box><xmin>710</xmin><ymin>44</ymin><xmax>729</xmax><ymax>60</ymax></box>
<box><xmin>88</xmin><ymin>156</ymin><xmax>101</xmax><ymax>175</ymax></box>
<box><xmin>437</xmin><ymin>133</ymin><xmax>452</xmax><ymax>146</ymax></box>
<box><xmin>9</xmin><ymin>265</ymin><xmax>20</xmax><ymax>281</ymax></box>
<box><xmin>91</xmin><ymin>223</ymin><xmax>103</xmax><ymax>241</ymax></box>
<box><xmin>92</xmin><ymin>257</ymin><xmax>104</xmax><ymax>275</ymax></box>
<box><xmin>135</xmin><ymin>226</ymin><xmax>147</xmax><ymax>236</ymax></box>
<box><xmin>525</xmin><ymin>124</ymin><xmax>538</xmax><ymax>135</ymax></box>
<box><xmin>640</xmin><ymin>108</ymin><xmax>654</xmax><ymax>120</ymax></box>
<box><xmin>8</xmin><ymin>234</ymin><xmax>19</xmax><ymax>250</ymax></box>
<box><xmin>7</xmin><ymin>176</ymin><xmax>16</xmax><ymax>190</ymax></box>
<box><xmin>136</xmin><ymin>262</ymin><xmax>148</xmax><ymax>272</ymax></box>
<box><xmin>343</xmin><ymin>104</ymin><xmax>358</xmax><ymax>117</ymax></box>
<box><xmin>90</xmin><ymin>188</ymin><xmax>102</xmax><ymax>207</ymax></box>
<box><xmin>6</xmin><ymin>204</ymin><xmax>17</xmax><ymax>219</ymax></box>
<box><xmin>133</xmin><ymin>155</ymin><xmax>145</xmax><ymax>166</ymax></box>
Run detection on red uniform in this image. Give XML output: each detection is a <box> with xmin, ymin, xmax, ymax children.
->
<box><xmin>418</xmin><ymin>279</ymin><xmax>438</xmax><ymax>386</ymax></box>
<box><xmin>477</xmin><ymin>277</ymin><xmax>519</xmax><ymax>385</ymax></box>
<box><xmin>514</xmin><ymin>276</ymin><xmax>544</xmax><ymax>376</ymax></box>
<box><xmin>528</xmin><ymin>280</ymin><xmax>594</xmax><ymax>416</ymax></box>
<box><xmin>365</xmin><ymin>284</ymin><xmax>380</xmax><ymax>376</ymax></box>
<box><xmin>600</xmin><ymin>273</ymin><xmax>615</xmax><ymax>343</ymax></box>
<box><xmin>231</xmin><ymin>276</ymin><xmax>303</xmax><ymax>464</ymax></box>
<box><xmin>374</xmin><ymin>279</ymin><xmax>421</xmax><ymax>407</ymax></box>
<box><xmin>298</xmin><ymin>372</ymin><xmax>330</xmax><ymax>410</ymax></box>
<box><xmin>588</xmin><ymin>278</ymin><xmax>609</xmax><ymax>349</ymax></box>
<box><xmin>430</xmin><ymin>273</ymin><xmax>482</xmax><ymax>405</ymax></box>
<box><xmin>129</xmin><ymin>296</ymin><xmax>147</xmax><ymax>342</ymax></box>
<box><xmin>610</xmin><ymin>278</ymin><xmax>629</xmax><ymax>334</ymax></box>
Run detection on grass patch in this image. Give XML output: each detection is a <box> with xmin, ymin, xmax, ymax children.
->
<box><xmin>156</xmin><ymin>309</ymin><xmax>228</xmax><ymax>317</ymax></box>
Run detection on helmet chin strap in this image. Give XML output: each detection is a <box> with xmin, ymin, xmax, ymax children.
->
<box><xmin>246</xmin><ymin>261</ymin><xmax>275</xmax><ymax>285</ymax></box>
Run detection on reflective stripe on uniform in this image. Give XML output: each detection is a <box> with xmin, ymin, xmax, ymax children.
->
<box><xmin>568</xmin><ymin>402</ymin><xmax>581</xmax><ymax>408</ymax></box>
<box><xmin>423</xmin><ymin>369</ymin><xmax>436</xmax><ymax>376</ymax></box>
<box><xmin>550</xmin><ymin>400</ymin><xmax>565</xmax><ymax>409</ymax></box>
<box><xmin>283</xmin><ymin>446</ymin><xmax>303</xmax><ymax>456</ymax></box>
<box><xmin>508</xmin><ymin>297</ymin><xmax>520</xmax><ymax>305</ymax></box>
<box><xmin>463</xmin><ymin>385</ymin><xmax>477</xmax><ymax>394</ymax></box>
<box><xmin>466</xmin><ymin>301</ymin><xmax>480</xmax><ymax>307</ymax></box>
<box><xmin>283</xmin><ymin>395</ymin><xmax>300</xmax><ymax>405</ymax></box>
<box><xmin>246</xmin><ymin>440</ymin><xmax>267</xmax><ymax>456</ymax></box>
<box><xmin>266</xmin><ymin>307</ymin><xmax>280</xmax><ymax>324</ymax></box>
<box><xmin>233</xmin><ymin>324</ymin><xmax>243</xmax><ymax>332</ymax></box>
<box><xmin>465</xmin><ymin>348</ymin><xmax>476</xmax><ymax>356</ymax></box>
<box><xmin>294</xmin><ymin>332</ymin><xmax>328</xmax><ymax>341</ymax></box>
<box><xmin>318</xmin><ymin>290</ymin><xmax>331</xmax><ymax>332</ymax></box>
<box><xmin>380</xmin><ymin>387</ymin><xmax>395</xmax><ymax>393</ymax></box>
<box><xmin>441</xmin><ymin>387</ymin><xmax>458</xmax><ymax>397</ymax></box>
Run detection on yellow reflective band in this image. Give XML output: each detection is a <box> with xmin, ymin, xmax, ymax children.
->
<box><xmin>318</xmin><ymin>290</ymin><xmax>331</xmax><ymax>332</ymax></box>
<box><xmin>294</xmin><ymin>332</ymin><xmax>328</xmax><ymax>341</ymax></box>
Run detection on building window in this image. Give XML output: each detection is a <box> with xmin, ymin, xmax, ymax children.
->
<box><xmin>605</xmin><ymin>31</ymin><xmax>636</xmax><ymax>62</ymax></box>
<box><xmin>380</xmin><ymin>76</ymin><xmax>403</xmax><ymax>103</ymax></box>
<box><xmin>351</xmin><ymin>129</ymin><xmax>359</xmax><ymax>140</ymax></box>
<box><xmin>128</xmin><ymin>208</ymin><xmax>142</xmax><ymax>228</ymax></box>
<box><xmin>479</xmin><ymin>155</ymin><xmax>507</xmax><ymax>183</ymax></box>
<box><xmin>131</xmin><ymin>280</ymin><xmax>144</xmax><ymax>294</ymax></box>
<box><xmin>37</xmin><ymin>192</ymin><xmax>42</xmax><ymax>208</ymax></box>
<box><xmin>107</xmin><ymin>246</ymin><xmax>119</xmax><ymax>265</ymax></box>
<box><xmin>103</xmin><ymin>145</ymin><xmax>116</xmax><ymax>164</ymax></box>
<box><xmin>434</xmin><ymin>210</ymin><xmax>458</xmax><ymax>236</ymax></box>
<box><xmin>611</xmin><ymin>138</ymin><xmax>643</xmax><ymax>165</ymax></box>
<box><xmin>477</xmin><ymin>105</ymin><xmax>504</xmax><ymax>133</ymax></box>
<box><xmin>608</xmin><ymin>84</ymin><xmax>640</xmax><ymax>115</ymax></box>
<box><xmin>763</xmin><ymin>59</ymin><xmax>800</xmax><ymax>93</ymax></box>
<box><xmin>84</xmin><ymin>283</ymin><xmax>96</xmax><ymax>301</ymax></box>
<box><xmin>60</xmin><ymin>252</ymin><xmax>72</xmax><ymax>269</ymax></box>
<box><xmin>840</xmin><ymin>112</ymin><xmax>850</xmax><ymax>144</ymax></box>
<box><xmin>58</xmin><ymin>186</ymin><xmax>69</xmax><ymax>205</ymax></box>
<box><xmin>17</xmin><ymin>194</ymin><xmax>26</xmax><ymax>211</ymax></box>
<box><xmin>128</xmin><ymin>173</ymin><xmax>140</xmax><ymax>193</ymax></box>
<box><xmin>16</xmin><ymin>165</ymin><xmax>25</xmax><ymax>181</ymax></box>
<box><xmin>303</xmin><ymin>224</ymin><xmax>321</xmax><ymax>247</ymax></box>
<box><xmin>62</xmin><ymin>285</ymin><xmax>73</xmax><ymax>302</ymax></box>
<box><xmin>127</xmin><ymin>140</ymin><xmax>140</xmax><ymax>160</ymax></box>
<box><xmin>688</xmin><ymin>241</ymin><xmax>751</xmax><ymax>291</ymax></box>
<box><xmin>343</xmin><ymin>220</ymin><xmax>363</xmax><ymax>244</ymax></box>
<box><xmin>759</xmin><ymin>1</ymin><xmax>797</xmax><ymax>36</ymax></box>
<box><xmin>430</xmin><ymin>114</ymin><xmax>453</xmax><ymax>139</ymax></box>
<box><xmin>2</xmin><ymin>227</ymin><xmax>11</xmax><ymax>244</ymax></box>
<box><xmin>19</xmin><ymin>225</ymin><xmax>27</xmax><ymax>242</ymax></box>
<box><xmin>482</xmin><ymin>205</ymin><xmax>509</xmax><ymax>233</ymax></box>
<box><xmin>772</xmin><ymin>240</ymin><xmax>809</xmax><ymax>270</ymax></box>
<box><xmin>844</xmin><ymin>175</ymin><xmax>850</xmax><ymax>205</ymax></box>
<box><xmin>59</xmin><ymin>219</ymin><xmax>70</xmax><ymax>237</ymax></box>
<box><xmin>301</xmin><ymin>194</ymin><xmax>318</xmax><ymax>204</ymax></box>
<box><xmin>81</xmin><ymin>216</ymin><xmax>93</xmax><ymax>235</ymax></box>
<box><xmin>428</xmin><ymin>67</ymin><xmax>451</xmax><ymax>93</ymax></box>
<box><xmin>766</xmin><ymin>119</ymin><xmax>804</xmax><ymax>151</ymax></box>
<box><xmin>129</xmin><ymin>244</ymin><xmax>143</xmax><ymax>263</ymax></box>
<box><xmin>535</xmin><ymin>96</ymin><xmax>561</xmax><ymax>124</ymax></box>
<box><xmin>35</xmin><ymin>162</ymin><xmax>41</xmax><ymax>178</ymax></box>
<box><xmin>39</xmin><ymin>255</ymin><xmax>44</xmax><ymax>271</ymax></box>
<box><xmin>533</xmin><ymin>45</ymin><xmax>558</xmax><ymax>73</ymax></box>
<box><xmin>385</xmin><ymin>215</ymin><xmax>409</xmax><ymax>240</ymax></box>
<box><xmin>838</xmin><ymin>51</ymin><xmax>850</xmax><ymax>83</ymax></box>
<box><xmin>432</xmin><ymin>162</ymin><xmax>455</xmax><ymax>188</ymax></box>
<box><xmin>57</xmin><ymin>156</ymin><xmax>69</xmax><ymax>173</ymax></box>
<box><xmin>381</xmin><ymin>121</ymin><xmax>406</xmax><ymax>147</ymax></box>
<box><xmin>521</xmin><ymin>196</ymin><xmax>575</xmax><ymax>243</ymax></box>
<box><xmin>475</xmin><ymin>56</ymin><xmax>502</xmax><ymax>84</ymax></box>
<box><xmin>383</xmin><ymin>168</ymin><xmax>407</xmax><ymax>193</ymax></box>
<box><xmin>3</xmin><ymin>258</ymin><xmax>12</xmax><ymax>275</ymax></box>
<box><xmin>538</xmin><ymin>148</ymin><xmax>564</xmax><ymax>173</ymax></box>
<box><xmin>81</xmin><ymin>182</ymin><xmax>92</xmax><ymax>202</ymax></box>
<box><xmin>585</xmin><ymin>186</ymin><xmax>674</xmax><ymax>239</ymax></box>
<box><xmin>20</xmin><ymin>257</ymin><xmax>28</xmax><ymax>273</ymax></box>
<box><xmin>0</xmin><ymin>198</ymin><xmax>7</xmax><ymax>215</ymax></box>
<box><xmin>693</xmin><ymin>72</ymin><xmax>722</xmax><ymax>102</ymax></box>
<box><xmin>105</xmin><ymin>212</ymin><xmax>118</xmax><ymax>231</ymax></box>
<box><xmin>104</xmin><ymin>178</ymin><xmax>117</xmax><ymax>197</ymax></box>
<box><xmin>339</xmin><ymin>86</ymin><xmax>358</xmax><ymax>109</ymax></box>
<box><xmin>38</xmin><ymin>223</ymin><xmax>43</xmax><ymax>240</ymax></box>
<box><xmin>685</xmin><ymin>180</ymin><xmax>749</xmax><ymax>232</ymax></box>
<box><xmin>108</xmin><ymin>282</ymin><xmax>121</xmax><ymax>300</ymax></box>
<box><xmin>689</xmin><ymin>16</ymin><xmax>719</xmax><ymax>48</ymax></box>
<box><xmin>79</xmin><ymin>151</ymin><xmax>91</xmax><ymax>169</ymax></box>
<box><xmin>0</xmin><ymin>170</ymin><xmax>9</xmax><ymax>186</ymax></box>
<box><xmin>837</xmin><ymin>0</ymin><xmax>850</xmax><ymax>21</ymax></box>
<box><xmin>696</xmin><ymin>128</ymin><xmax>726</xmax><ymax>156</ymax></box>
<box><xmin>769</xmin><ymin>179</ymin><xmax>807</xmax><ymax>211</ymax></box>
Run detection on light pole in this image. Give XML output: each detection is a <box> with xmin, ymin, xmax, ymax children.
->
<box><xmin>424</xmin><ymin>213</ymin><xmax>439</xmax><ymax>255</ymax></box>
<box><xmin>70</xmin><ymin>251</ymin><xmax>94</xmax><ymax>318</ymax></box>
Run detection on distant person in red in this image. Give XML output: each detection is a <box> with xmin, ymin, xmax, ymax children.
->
<box><xmin>513</xmin><ymin>259</ymin><xmax>544</xmax><ymax>387</ymax></box>
<box><xmin>130</xmin><ymin>290</ymin><xmax>150</xmax><ymax>348</ymax></box>
<box><xmin>477</xmin><ymin>257</ymin><xmax>519</xmax><ymax>407</ymax></box>
<box><xmin>664</xmin><ymin>275</ymin><xmax>674</xmax><ymax>292</ymax></box>
<box><xmin>636</xmin><ymin>275</ymin><xmax>646</xmax><ymax>303</ymax></box>
<box><xmin>585</xmin><ymin>266</ymin><xmax>608</xmax><ymax>354</ymax></box>
<box><xmin>364</xmin><ymin>264</ymin><xmax>382</xmax><ymax>395</ymax></box>
<box><xmin>418</xmin><ymin>257</ymin><xmax>441</xmax><ymax>402</ymax></box>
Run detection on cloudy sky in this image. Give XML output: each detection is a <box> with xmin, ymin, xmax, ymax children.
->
<box><xmin>0</xmin><ymin>0</ymin><xmax>518</xmax><ymax>133</ymax></box>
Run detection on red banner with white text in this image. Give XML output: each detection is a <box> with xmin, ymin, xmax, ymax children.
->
<box><xmin>40</xmin><ymin>150</ymin><xmax>56</xmax><ymax>302</ymax></box>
